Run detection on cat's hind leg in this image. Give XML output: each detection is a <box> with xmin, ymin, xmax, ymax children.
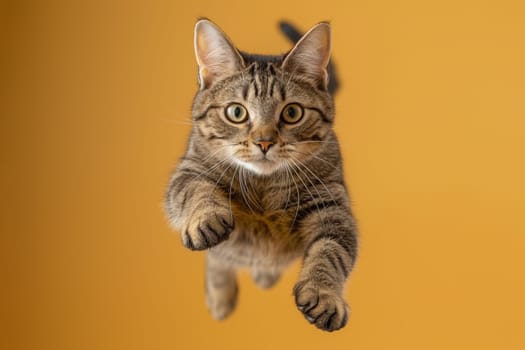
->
<box><xmin>251</xmin><ymin>267</ymin><xmax>282</xmax><ymax>290</ymax></box>
<box><xmin>205</xmin><ymin>252</ymin><xmax>238</xmax><ymax>320</ymax></box>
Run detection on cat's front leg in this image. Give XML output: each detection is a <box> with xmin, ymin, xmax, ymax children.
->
<box><xmin>165</xmin><ymin>163</ymin><xmax>235</xmax><ymax>250</ymax></box>
<box><xmin>293</xmin><ymin>204</ymin><xmax>358</xmax><ymax>332</ymax></box>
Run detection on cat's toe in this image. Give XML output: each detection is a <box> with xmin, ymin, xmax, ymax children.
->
<box><xmin>183</xmin><ymin>212</ymin><xmax>234</xmax><ymax>250</ymax></box>
<box><xmin>294</xmin><ymin>282</ymin><xmax>349</xmax><ymax>332</ymax></box>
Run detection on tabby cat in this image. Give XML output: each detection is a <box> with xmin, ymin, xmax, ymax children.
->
<box><xmin>165</xmin><ymin>19</ymin><xmax>358</xmax><ymax>332</ymax></box>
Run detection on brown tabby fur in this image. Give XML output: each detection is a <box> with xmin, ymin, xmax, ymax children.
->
<box><xmin>165</xmin><ymin>19</ymin><xmax>358</xmax><ymax>332</ymax></box>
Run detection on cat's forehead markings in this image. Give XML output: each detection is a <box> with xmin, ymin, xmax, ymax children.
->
<box><xmin>238</xmin><ymin>64</ymin><xmax>286</xmax><ymax>102</ymax></box>
<box><xmin>278</xmin><ymin>81</ymin><xmax>286</xmax><ymax>101</ymax></box>
<box><xmin>241</xmin><ymin>82</ymin><xmax>250</xmax><ymax>101</ymax></box>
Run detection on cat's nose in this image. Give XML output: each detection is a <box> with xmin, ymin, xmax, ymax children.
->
<box><xmin>253</xmin><ymin>139</ymin><xmax>275</xmax><ymax>154</ymax></box>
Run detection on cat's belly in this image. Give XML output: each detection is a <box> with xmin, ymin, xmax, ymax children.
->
<box><xmin>209</xmin><ymin>213</ymin><xmax>304</xmax><ymax>269</ymax></box>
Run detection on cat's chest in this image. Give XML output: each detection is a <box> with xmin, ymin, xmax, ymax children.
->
<box><xmin>218</xmin><ymin>206</ymin><xmax>303</xmax><ymax>268</ymax></box>
<box><xmin>231</xmin><ymin>179</ymin><xmax>291</xmax><ymax>213</ymax></box>
<box><xmin>214</xmin><ymin>187</ymin><xmax>303</xmax><ymax>267</ymax></box>
<box><xmin>234</xmin><ymin>206</ymin><xmax>291</xmax><ymax>233</ymax></box>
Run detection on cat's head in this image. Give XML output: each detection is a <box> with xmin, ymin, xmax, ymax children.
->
<box><xmin>190</xmin><ymin>19</ymin><xmax>335</xmax><ymax>176</ymax></box>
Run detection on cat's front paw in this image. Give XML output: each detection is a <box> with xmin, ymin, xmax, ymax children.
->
<box><xmin>182</xmin><ymin>209</ymin><xmax>234</xmax><ymax>250</ymax></box>
<box><xmin>293</xmin><ymin>281</ymin><xmax>349</xmax><ymax>332</ymax></box>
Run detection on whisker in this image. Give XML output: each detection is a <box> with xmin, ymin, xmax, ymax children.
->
<box><xmin>288</xmin><ymin>158</ymin><xmax>326</xmax><ymax>225</ymax></box>
<box><xmin>160</xmin><ymin>118</ymin><xmax>193</xmax><ymax>126</ymax></box>
<box><xmin>282</xmin><ymin>161</ymin><xmax>293</xmax><ymax>214</ymax></box>
<box><xmin>238</xmin><ymin>167</ymin><xmax>257</xmax><ymax>216</ymax></box>
<box><xmin>289</xmin><ymin>149</ymin><xmax>339</xmax><ymax>170</ymax></box>
<box><xmin>189</xmin><ymin>144</ymin><xmax>228</xmax><ymax>167</ymax></box>
<box><xmin>290</xmin><ymin>155</ymin><xmax>340</xmax><ymax>208</ymax></box>
<box><xmin>283</xmin><ymin>161</ymin><xmax>301</xmax><ymax>234</ymax></box>
<box><xmin>243</xmin><ymin>168</ymin><xmax>261</xmax><ymax>209</ymax></box>
<box><xmin>190</xmin><ymin>156</ymin><xmax>229</xmax><ymax>184</ymax></box>
<box><xmin>228</xmin><ymin>164</ymin><xmax>239</xmax><ymax>223</ymax></box>
<box><xmin>207</xmin><ymin>161</ymin><xmax>234</xmax><ymax>204</ymax></box>
<box><xmin>183</xmin><ymin>144</ymin><xmax>236</xmax><ymax>183</ymax></box>
<box><xmin>243</xmin><ymin>168</ymin><xmax>263</xmax><ymax>211</ymax></box>
<box><xmin>289</xmin><ymin>140</ymin><xmax>338</xmax><ymax>145</ymax></box>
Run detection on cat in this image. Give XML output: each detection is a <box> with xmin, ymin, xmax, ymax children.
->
<box><xmin>165</xmin><ymin>19</ymin><xmax>358</xmax><ymax>332</ymax></box>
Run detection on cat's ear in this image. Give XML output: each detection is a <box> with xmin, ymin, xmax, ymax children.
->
<box><xmin>194</xmin><ymin>19</ymin><xmax>245</xmax><ymax>89</ymax></box>
<box><xmin>282</xmin><ymin>22</ymin><xmax>331</xmax><ymax>90</ymax></box>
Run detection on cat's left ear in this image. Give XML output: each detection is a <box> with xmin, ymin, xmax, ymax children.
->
<box><xmin>282</xmin><ymin>22</ymin><xmax>331</xmax><ymax>90</ymax></box>
<box><xmin>194</xmin><ymin>19</ymin><xmax>245</xmax><ymax>90</ymax></box>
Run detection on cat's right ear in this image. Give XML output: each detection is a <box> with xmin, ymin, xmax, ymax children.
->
<box><xmin>194</xmin><ymin>19</ymin><xmax>244</xmax><ymax>90</ymax></box>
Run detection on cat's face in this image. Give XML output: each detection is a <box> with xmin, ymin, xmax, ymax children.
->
<box><xmin>190</xmin><ymin>20</ymin><xmax>334</xmax><ymax>176</ymax></box>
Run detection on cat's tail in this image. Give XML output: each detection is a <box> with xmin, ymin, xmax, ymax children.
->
<box><xmin>279</xmin><ymin>21</ymin><xmax>340</xmax><ymax>95</ymax></box>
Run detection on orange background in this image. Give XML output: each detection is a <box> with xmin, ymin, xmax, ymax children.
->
<box><xmin>2</xmin><ymin>1</ymin><xmax>525</xmax><ymax>349</ymax></box>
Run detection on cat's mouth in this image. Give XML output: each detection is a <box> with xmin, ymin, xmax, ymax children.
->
<box><xmin>256</xmin><ymin>154</ymin><xmax>271</xmax><ymax>161</ymax></box>
<box><xmin>235</xmin><ymin>156</ymin><xmax>281</xmax><ymax>175</ymax></box>
<box><xmin>251</xmin><ymin>155</ymin><xmax>275</xmax><ymax>167</ymax></box>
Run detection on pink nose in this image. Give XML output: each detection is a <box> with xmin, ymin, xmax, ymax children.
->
<box><xmin>254</xmin><ymin>140</ymin><xmax>274</xmax><ymax>154</ymax></box>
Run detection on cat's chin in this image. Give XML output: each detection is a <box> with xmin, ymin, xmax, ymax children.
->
<box><xmin>235</xmin><ymin>159</ymin><xmax>281</xmax><ymax>176</ymax></box>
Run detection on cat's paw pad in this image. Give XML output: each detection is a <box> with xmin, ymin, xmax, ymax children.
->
<box><xmin>293</xmin><ymin>281</ymin><xmax>349</xmax><ymax>332</ymax></box>
<box><xmin>183</xmin><ymin>211</ymin><xmax>234</xmax><ymax>250</ymax></box>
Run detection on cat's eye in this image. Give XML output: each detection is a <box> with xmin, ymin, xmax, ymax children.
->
<box><xmin>225</xmin><ymin>103</ymin><xmax>249</xmax><ymax>123</ymax></box>
<box><xmin>281</xmin><ymin>103</ymin><xmax>304</xmax><ymax>124</ymax></box>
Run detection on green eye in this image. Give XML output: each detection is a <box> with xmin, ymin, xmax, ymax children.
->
<box><xmin>281</xmin><ymin>103</ymin><xmax>304</xmax><ymax>124</ymax></box>
<box><xmin>225</xmin><ymin>103</ymin><xmax>248</xmax><ymax>123</ymax></box>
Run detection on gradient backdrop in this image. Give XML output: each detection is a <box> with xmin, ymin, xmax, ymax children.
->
<box><xmin>2</xmin><ymin>1</ymin><xmax>525</xmax><ymax>349</ymax></box>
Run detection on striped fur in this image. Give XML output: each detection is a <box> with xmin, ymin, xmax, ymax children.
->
<box><xmin>165</xmin><ymin>19</ymin><xmax>358</xmax><ymax>332</ymax></box>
